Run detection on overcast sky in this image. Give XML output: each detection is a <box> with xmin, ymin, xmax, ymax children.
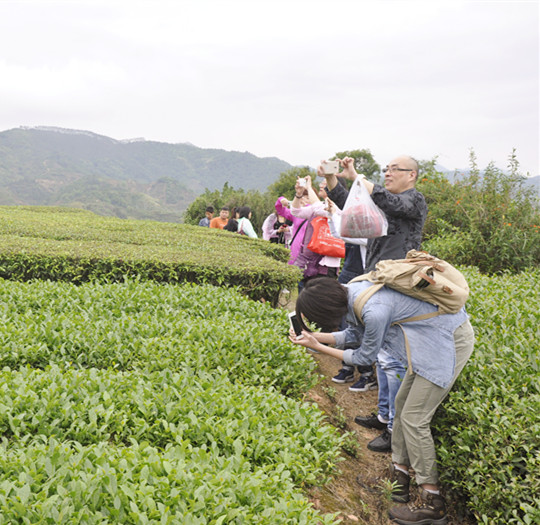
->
<box><xmin>1</xmin><ymin>0</ymin><xmax>538</xmax><ymax>176</ymax></box>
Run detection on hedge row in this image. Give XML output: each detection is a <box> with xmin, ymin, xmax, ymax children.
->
<box><xmin>0</xmin><ymin>206</ymin><xmax>301</xmax><ymax>305</ymax></box>
<box><xmin>434</xmin><ymin>267</ymin><xmax>539</xmax><ymax>524</ymax></box>
<box><xmin>0</xmin><ymin>365</ymin><xmax>342</xmax><ymax>488</ymax></box>
<box><xmin>0</xmin><ymin>279</ymin><xmax>317</xmax><ymax>398</ymax></box>
<box><xmin>0</xmin><ymin>438</ymin><xmax>339</xmax><ymax>524</ymax></box>
<box><xmin>0</xmin><ymin>279</ymin><xmax>344</xmax><ymax>524</ymax></box>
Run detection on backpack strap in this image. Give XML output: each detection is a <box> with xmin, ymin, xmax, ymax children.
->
<box><xmin>391</xmin><ymin>310</ymin><xmax>441</xmax><ymax>375</ymax></box>
<box><xmin>289</xmin><ymin>219</ymin><xmax>307</xmax><ymax>246</ymax></box>
<box><xmin>352</xmin><ymin>276</ymin><xmax>442</xmax><ymax>375</ymax></box>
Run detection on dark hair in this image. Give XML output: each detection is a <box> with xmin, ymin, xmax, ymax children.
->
<box><xmin>223</xmin><ymin>218</ymin><xmax>238</xmax><ymax>232</ymax></box>
<box><xmin>295</xmin><ymin>277</ymin><xmax>349</xmax><ymax>332</ymax></box>
<box><xmin>205</xmin><ymin>206</ymin><xmax>214</xmax><ymax>213</ymax></box>
<box><xmin>237</xmin><ymin>206</ymin><xmax>251</xmax><ymax>219</ymax></box>
<box><xmin>221</xmin><ymin>206</ymin><xmax>229</xmax><ymax>211</ymax></box>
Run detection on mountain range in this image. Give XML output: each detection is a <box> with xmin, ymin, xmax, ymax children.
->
<box><xmin>1</xmin><ymin>126</ymin><xmax>537</xmax><ymax>223</ymax></box>
<box><xmin>0</xmin><ymin>127</ymin><xmax>293</xmax><ymax>222</ymax></box>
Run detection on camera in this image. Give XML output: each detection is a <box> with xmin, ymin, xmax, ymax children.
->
<box><xmin>322</xmin><ymin>160</ymin><xmax>340</xmax><ymax>175</ymax></box>
<box><xmin>297</xmin><ymin>177</ymin><xmax>307</xmax><ymax>187</ymax></box>
<box><xmin>288</xmin><ymin>311</ymin><xmax>304</xmax><ymax>340</ymax></box>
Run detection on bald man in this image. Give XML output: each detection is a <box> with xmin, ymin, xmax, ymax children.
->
<box><xmin>321</xmin><ymin>154</ymin><xmax>427</xmax><ymax>456</ymax></box>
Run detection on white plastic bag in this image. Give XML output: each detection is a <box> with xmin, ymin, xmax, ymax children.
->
<box><xmin>340</xmin><ymin>176</ymin><xmax>388</xmax><ymax>238</ymax></box>
<box><xmin>328</xmin><ymin>211</ymin><xmax>368</xmax><ymax>246</ymax></box>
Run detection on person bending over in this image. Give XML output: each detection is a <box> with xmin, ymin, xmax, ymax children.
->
<box><xmin>289</xmin><ymin>277</ymin><xmax>474</xmax><ymax>525</ymax></box>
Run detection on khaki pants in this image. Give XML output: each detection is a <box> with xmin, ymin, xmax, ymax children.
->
<box><xmin>391</xmin><ymin>320</ymin><xmax>475</xmax><ymax>486</ymax></box>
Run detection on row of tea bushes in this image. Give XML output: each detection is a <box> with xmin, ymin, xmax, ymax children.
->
<box><xmin>0</xmin><ymin>278</ymin><xmax>344</xmax><ymax>523</ymax></box>
<box><xmin>0</xmin><ymin>206</ymin><xmax>300</xmax><ymax>305</ymax></box>
<box><xmin>435</xmin><ymin>267</ymin><xmax>539</xmax><ymax>524</ymax></box>
<box><xmin>0</xmin><ymin>279</ymin><xmax>314</xmax><ymax>398</ymax></box>
<box><xmin>0</xmin><ymin>438</ymin><xmax>339</xmax><ymax>524</ymax></box>
<box><xmin>0</xmin><ymin>366</ymin><xmax>341</xmax><ymax>485</ymax></box>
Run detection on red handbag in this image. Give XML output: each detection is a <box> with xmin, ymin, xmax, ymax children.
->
<box><xmin>307</xmin><ymin>216</ymin><xmax>346</xmax><ymax>258</ymax></box>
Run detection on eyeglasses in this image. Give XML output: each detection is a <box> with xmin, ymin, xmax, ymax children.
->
<box><xmin>382</xmin><ymin>166</ymin><xmax>413</xmax><ymax>174</ymax></box>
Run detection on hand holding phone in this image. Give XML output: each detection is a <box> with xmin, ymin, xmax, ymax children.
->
<box><xmin>288</xmin><ymin>311</ymin><xmax>304</xmax><ymax>340</ymax></box>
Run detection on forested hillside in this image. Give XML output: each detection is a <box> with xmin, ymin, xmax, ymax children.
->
<box><xmin>0</xmin><ymin>127</ymin><xmax>293</xmax><ymax>222</ymax></box>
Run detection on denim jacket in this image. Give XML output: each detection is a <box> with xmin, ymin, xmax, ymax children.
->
<box><xmin>333</xmin><ymin>281</ymin><xmax>470</xmax><ymax>388</ymax></box>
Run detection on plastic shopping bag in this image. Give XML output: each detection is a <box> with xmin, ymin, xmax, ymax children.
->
<box><xmin>307</xmin><ymin>216</ymin><xmax>345</xmax><ymax>258</ymax></box>
<box><xmin>340</xmin><ymin>176</ymin><xmax>388</xmax><ymax>238</ymax></box>
<box><xmin>328</xmin><ymin>211</ymin><xmax>368</xmax><ymax>246</ymax></box>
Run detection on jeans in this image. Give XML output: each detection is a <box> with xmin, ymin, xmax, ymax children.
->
<box><xmin>376</xmin><ymin>348</ymin><xmax>406</xmax><ymax>432</ymax></box>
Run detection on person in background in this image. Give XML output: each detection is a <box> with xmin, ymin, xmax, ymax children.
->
<box><xmin>275</xmin><ymin>188</ymin><xmax>310</xmax><ymax>267</ymax></box>
<box><xmin>198</xmin><ymin>206</ymin><xmax>214</xmax><ymax>227</ymax></box>
<box><xmin>318</xmin><ymin>179</ymin><xmax>328</xmax><ymax>200</ymax></box>
<box><xmin>276</xmin><ymin>177</ymin><xmax>340</xmax><ymax>292</ymax></box>
<box><xmin>237</xmin><ymin>206</ymin><xmax>258</xmax><ymax>238</ymax></box>
<box><xmin>321</xmin><ymin>155</ymin><xmax>427</xmax><ymax>453</ymax></box>
<box><xmin>224</xmin><ymin>207</ymin><xmax>239</xmax><ymax>232</ymax></box>
<box><xmin>318</xmin><ymin>168</ymin><xmax>375</xmax><ymax>394</ymax></box>
<box><xmin>210</xmin><ymin>206</ymin><xmax>230</xmax><ymax>229</ymax></box>
<box><xmin>262</xmin><ymin>211</ymin><xmax>292</xmax><ymax>245</ymax></box>
<box><xmin>290</xmin><ymin>176</ymin><xmax>342</xmax><ymax>285</ymax></box>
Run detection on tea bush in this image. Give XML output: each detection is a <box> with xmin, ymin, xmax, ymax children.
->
<box><xmin>0</xmin><ymin>438</ymin><xmax>339</xmax><ymax>524</ymax></box>
<box><xmin>0</xmin><ymin>206</ymin><xmax>300</xmax><ymax>305</ymax></box>
<box><xmin>418</xmin><ymin>155</ymin><xmax>540</xmax><ymax>274</ymax></box>
<box><xmin>434</xmin><ymin>267</ymin><xmax>540</xmax><ymax>524</ymax></box>
<box><xmin>0</xmin><ymin>279</ymin><xmax>316</xmax><ymax>398</ymax></box>
<box><xmin>0</xmin><ymin>278</ymin><xmax>344</xmax><ymax>524</ymax></box>
<box><xmin>0</xmin><ymin>365</ymin><xmax>342</xmax><ymax>486</ymax></box>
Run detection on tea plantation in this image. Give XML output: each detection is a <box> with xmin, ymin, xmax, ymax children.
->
<box><xmin>0</xmin><ymin>206</ymin><xmax>538</xmax><ymax>524</ymax></box>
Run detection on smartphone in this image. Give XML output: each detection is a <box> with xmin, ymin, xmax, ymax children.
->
<box><xmin>322</xmin><ymin>160</ymin><xmax>340</xmax><ymax>175</ymax></box>
<box><xmin>288</xmin><ymin>311</ymin><xmax>304</xmax><ymax>340</ymax></box>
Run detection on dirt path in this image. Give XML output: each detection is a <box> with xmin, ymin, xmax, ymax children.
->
<box><xmin>304</xmin><ymin>352</ymin><xmax>474</xmax><ymax>524</ymax></box>
<box><xmin>304</xmin><ymin>351</ymin><xmax>395</xmax><ymax>524</ymax></box>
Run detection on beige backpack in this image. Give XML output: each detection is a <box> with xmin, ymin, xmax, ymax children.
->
<box><xmin>350</xmin><ymin>250</ymin><xmax>470</xmax><ymax>372</ymax></box>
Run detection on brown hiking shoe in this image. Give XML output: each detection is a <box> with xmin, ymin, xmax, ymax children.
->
<box><xmin>389</xmin><ymin>487</ymin><xmax>447</xmax><ymax>525</ymax></box>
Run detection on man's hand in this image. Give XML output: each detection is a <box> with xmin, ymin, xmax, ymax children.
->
<box><xmin>339</xmin><ymin>157</ymin><xmax>359</xmax><ymax>181</ymax></box>
<box><xmin>317</xmin><ymin>161</ymin><xmax>339</xmax><ymax>191</ymax></box>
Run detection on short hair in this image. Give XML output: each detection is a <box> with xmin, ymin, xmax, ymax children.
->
<box><xmin>237</xmin><ymin>206</ymin><xmax>252</xmax><ymax>219</ymax></box>
<box><xmin>205</xmin><ymin>206</ymin><xmax>214</xmax><ymax>213</ymax></box>
<box><xmin>221</xmin><ymin>206</ymin><xmax>229</xmax><ymax>211</ymax></box>
<box><xmin>295</xmin><ymin>277</ymin><xmax>349</xmax><ymax>332</ymax></box>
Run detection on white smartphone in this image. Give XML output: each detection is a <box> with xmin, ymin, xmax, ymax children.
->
<box><xmin>322</xmin><ymin>160</ymin><xmax>340</xmax><ymax>175</ymax></box>
<box><xmin>288</xmin><ymin>311</ymin><xmax>304</xmax><ymax>340</ymax></box>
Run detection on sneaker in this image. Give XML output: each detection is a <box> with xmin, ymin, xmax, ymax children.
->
<box><xmin>332</xmin><ymin>368</ymin><xmax>355</xmax><ymax>383</ymax></box>
<box><xmin>367</xmin><ymin>428</ymin><xmax>392</xmax><ymax>452</ymax></box>
<box><xmin>388</xmin><ymin>487</ymin><xmax>447</xmax><ymax>524</ymax></box>
<box><xmin>349</xmin><ymin>375</ymin><xmax>377</xmax><ymax>392</ymax></box>
<box><xmin>354</xmin><ymin>412</ymin><xmax>388</xmax><ymax>430</ymax></box>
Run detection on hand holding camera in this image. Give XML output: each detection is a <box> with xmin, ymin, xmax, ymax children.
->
<box><xmin>321</xmin><ymin>160</ymin><xmax>340</xmax><ymax>176</ymax></box>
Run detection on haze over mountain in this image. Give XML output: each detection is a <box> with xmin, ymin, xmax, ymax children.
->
<box><xmin>0</xmin><ymin>127</ymin><xmax>293</xmax><ymax>222</ymax></box>
<box><xmin>1</xmin><ymin>126</ymin><xmax>537</xmax><ymax>223</ymax></box>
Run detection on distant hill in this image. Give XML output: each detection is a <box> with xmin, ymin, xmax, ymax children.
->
<box><xmin>435</xmin><ymin>165</ymin><xmax>539</xmax><ymax>192</ymax></box>
<box><xmin>0</xmin><ymin>127</ymin><xmax>293</xmax><ymax>222</ymax></box>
